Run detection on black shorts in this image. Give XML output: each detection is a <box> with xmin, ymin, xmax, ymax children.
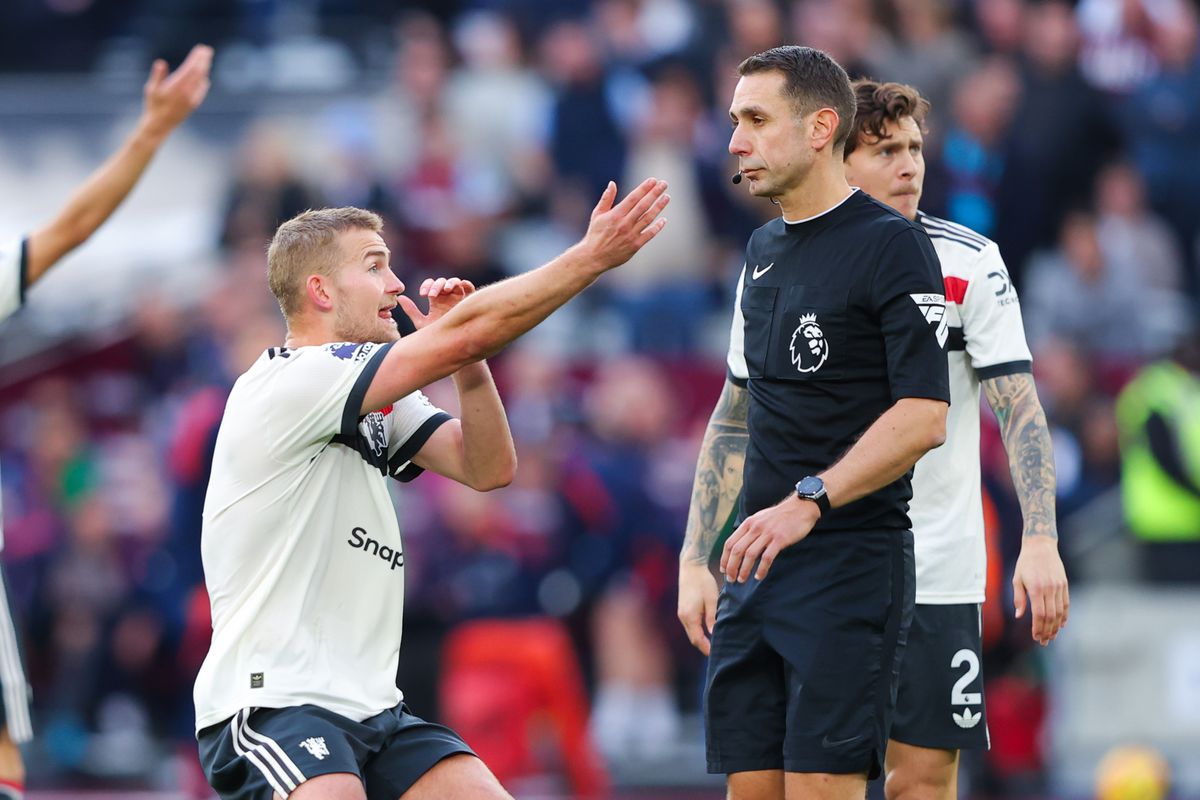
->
<box><xmin>704</xmin><ymin>529</ymin><xmax>914</xmax><ymax>779</ymax></box>
<box><xmin>891</xmin><ymin>603</ymin><xmax>990</xmax><ymax>751</ymax></box>
<box><xmin>0</xmin><ymin>564</ymin><xmax>32</xmax><ymax>743</ymax></box>
<box><xmin>198</xmin><ymin>702</ymin><xmax>475</xmax><ymax>800</ymax></box>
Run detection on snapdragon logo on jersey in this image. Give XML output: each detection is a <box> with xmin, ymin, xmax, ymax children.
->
<box><xmin>347</xmin><ymin>526</ymin><xmax>405</xmax><ymax>571</ymax></box>
<box><xmin>789</xmin><ymin>313</ymin><xmax>829</xmax><ymax>373</ymax></box>
<box><xmin>910</xmin><ymin>293</ymin><xmax>949</xmax><ymax>348</ymax></box>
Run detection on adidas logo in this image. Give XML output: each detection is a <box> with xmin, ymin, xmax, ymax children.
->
<box><xmin>952</xmin><ymin>707</ymin><xmax>981</xmax><ymax>729</ymax></box>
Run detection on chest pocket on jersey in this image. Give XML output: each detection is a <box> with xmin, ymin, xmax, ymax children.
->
<box><xmin>768</xmin><ymin>285</ymin><xmax>849</xmax><ymax>380</ymax></box>
<box><xmin>740</xmin><ymin>286</ymin><xmax>778</xmax><ymax>379</ymax></box>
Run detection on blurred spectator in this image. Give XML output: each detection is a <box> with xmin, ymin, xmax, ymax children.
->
<box><xmin>970</xmin><ymin>0</ymin><xmax>1025</xmax><ymax>56</ymax></box>
<box><xmin>1023</xmin><ymin>211</ymin><xmax>1152</xmax><ymax>360</ymax></box>
<box><xmin>994</xmin><ymin>0</ymin><xmax>1121</xmax><ymax>278</ymax></box>
<box><xmin>1120</xmin><ymin>1</ymin><xmax>1200</xmax><ymax>293</ymax></box>
<box><xmin>1115</xmin><ymin>330</ymin><xmax>1200</xmax><ymax>583</ymax></box>
<box><xmin>1076</xmin><ymin>0</ymin><xmax>1191</xmax><ymax>94</ymax></box>
<box><xmin>218</xmin><ymin>123</ymin><xmax>322</xmax><ymax>252</ymax></box>
<box><xmin>1094</xmin><ymin>159</ymin><xmax>1186</xmax><ymax>293</ymax></box>
<box><xmin>936</xmin><ymin>57</ymin><xmax>1021</xmax><ymax>237</ymax></box>
<box><xmin>866</xmin><ymin>0</ymin><xmax>979</xmax><ymax>131</ymax></box>
<box><xmin>540</xmin><ymin>19</ymin><xmax>640</xmax><ymax>199</ymax></box>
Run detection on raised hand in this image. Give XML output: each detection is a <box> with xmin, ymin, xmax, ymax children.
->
<box><xmin>580</xmin><ymin>179</ymin><xmax>670</xmax><ymax>271</ymax></box>
<box><xmin>142</xmin><ymin>44</ymin><xmax>213</xmax><ymax>136</ymax></box>
<box><xmin>397</xmin><ymin>277</ymin><xmax>476</xmax><ymax>330</ymax></box>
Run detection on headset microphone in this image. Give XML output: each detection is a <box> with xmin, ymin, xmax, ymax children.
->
<box><xmin>731</xmin><ymin>172</ymin><xmax>743</xmax><ymax>185</ymax></box>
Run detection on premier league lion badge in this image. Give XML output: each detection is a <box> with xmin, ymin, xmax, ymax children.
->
<box><xmin>790</xmin><ymin>313</ymin><xmax>829</xmax><ymax>373</ymax></box>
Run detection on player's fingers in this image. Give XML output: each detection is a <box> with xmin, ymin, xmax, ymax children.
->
<box><xmin>636</xmin><ymin>192</ymin><xmax>671</xmax><ymax>231</ymax></box>
<box><xmin>419</xmin><ymin>278</ymin><xmax>434</xmax><ymax>296</ymax></box>
<box><xmin>636</xmin><ymin>217</ymin><xmax>668</xmax><ymax>247</ymax></box>
<box><xmin>722</xmin><ymin>526</ymin><xmax>751</xmax><ymax>580</ymax></box>
<box><xmin>678</xmin><ymin>611</ymin><xmax>710</xmax><ymax>656</ymax></box>
<box><xmin>460</xmin><ymin>280</ymin><xmax>476</xmax><ymax>295</ymax></box>
<box><xmin>1031</xmin><ymin>587</ymin><xmax>1048</xmax><ymax>644</ymax></box>
<box><xmin>145</xmin><ymin>59</ymin><xmax>168</xmax><ymax>93</ymax></box>
<box><xmin>754</xmin><ymin>541</ymin><xmax>782</xmax><ymax>581</ymax></box>
<box><xmin>1012</xmin><ymin>575</ymin><xmax>1027</xmax><ymax>619</ymax></box>
<box><xmin>396</xmin><ymin>295</ymin><xmax>425</xmax><ymax>325</ymax></box>
<box><xmin>705</xmin><ymin>594</ymin><xmax>717</xmax><ymax>637</ymax></box>
<box><xmin>443</xmin><ymin>278</ymin><xmax>461</xmax><ymax>297</ymax></box>
<box><xmin>612</xmin><ymin>177</ymin><xmax>659</xmax><ymax>217</ymax></box>
<box><xmin>1061</xmin><ymin>582</ymin><xmax>1070</xmax><ymax>628</ymax></box>
<box><xmin>590</xmin><ymin>181</ymin><xmax>617</xmax><ymax>221</ymax></box>
<box><xmin>625</xmin><ymin>180</ymin><xmax>668</xmax><ymax>224</ymax></box>
<box><xmin>429</xmin><ymin>277</ymin><xmax>447</xmax><ymax>298</ymax></box>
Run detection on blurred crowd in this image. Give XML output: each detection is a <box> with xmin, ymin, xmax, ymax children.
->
<box><xmin>1</xmin><ymin>0</ymin><xmax>1199</xmax><ymax>796</ymax></box>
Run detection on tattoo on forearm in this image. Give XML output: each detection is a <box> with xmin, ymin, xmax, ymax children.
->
<box><xmin>983</xmin><ymin>372</ymin><xmax>1058</xmax><ymax>539</ymax></box>
<box><xmin>682</xmin><ymin>382</ymin><xmax>749</xmax><ymax>564</ymax></box>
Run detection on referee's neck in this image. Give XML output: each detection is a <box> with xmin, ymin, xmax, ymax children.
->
<box><xmin>777</xmin><ymin>160</ymin><xmax>852</xmax><ymax>221</ymax></box>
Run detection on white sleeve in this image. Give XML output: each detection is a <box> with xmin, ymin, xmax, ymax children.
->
<box><xmin>726</xmin><ymin>265</ymin><xmax>749</xmax><ymax>384</ymax></box>
<box><xmin>385</xmin><ymin>390</ymin><xmax>452</xmax><ymax>482</ymax></box>
<box><xmin>266</xmin><ymin>341</ymin><xmax>394</xmax><ymax>461</ymax></box>
<box><xmin>961</xmin><ymin>243</ymin><xmax>1034</xmax><ymax>378</ymax></box>
<box><xmin>0</xmin><ymin>237</ymin><xmax>27</xmax><ymax>322</ymax></box>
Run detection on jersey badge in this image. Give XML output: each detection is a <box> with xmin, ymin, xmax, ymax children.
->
<box><xmin>299</xmin><ymin>736</ymin><xmax>330</xmax><ymax>760</ymax></box>
<box><xmin>789</xmin><ymin>313</ymin><xmax>829</xmax><ymax>373</ymax></box>
<box><xmin>360</xmin><ymin>411</ymin><xmax>389</xmax><ymax>458</ymax></box>
<box><xmin>952</xmin><ymin>707</ymin><xmax>981</xmax><ymax>729</ymax></box>
<box><xmin>909</xmin><ymin>293</ymin><xmax>949</xmax><ymax>348</ymax></box>
<box><xmin>326</xmin><ymin>342</ymin><xmax>374</xmax><ymax>362</ymax></box>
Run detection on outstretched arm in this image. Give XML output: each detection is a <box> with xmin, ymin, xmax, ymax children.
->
<box><xmin>405</xmin><ymin>278</ymin><xmax>517</xmax><ymax>491</ymax></box>
<box><xmin>983</xmin><ymin>371</ymin><xmax>1068</xmax><ymax>645</ymax></box>
<box><xmin>677</xmin><ymin>379</ymin><xmax>749</xmax><ymax>655</ymax></box>
<box><xmin>362</xmin><ymin>179</ymin><xmax>670</xmax><ymax>413</ymax></box>
<box><xmin>26</xmin><ymin>44</ymin><xmax>212</xmax><ymax>285</ymax></box>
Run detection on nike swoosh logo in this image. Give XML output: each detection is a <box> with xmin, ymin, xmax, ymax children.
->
<box><xmin>821</xmin><ymin>733</ymin><xmax>865</xmax><ymax>749</ymax></box>
<box><xmin>751</xmin><ymin>262</ymin><xmax>774</xmax><ymax>279</ymax></box>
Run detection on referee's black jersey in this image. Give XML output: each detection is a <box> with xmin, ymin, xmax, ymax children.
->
<box><xmin>726</xmin><ymin>190</ymin><xmax>950</xmax><ymax>533</ymax></box>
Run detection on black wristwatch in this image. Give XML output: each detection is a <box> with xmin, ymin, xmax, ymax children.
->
<box><xmin>795</xmin><ymin>475</ymin><xmax>831</xmax><ymax>516</ymax></box>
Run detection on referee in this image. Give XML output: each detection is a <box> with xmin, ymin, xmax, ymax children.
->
<box><xmin>677</xmin><ymin>47</ymin><xmax>949</xmax><ymax>800</ymax></box>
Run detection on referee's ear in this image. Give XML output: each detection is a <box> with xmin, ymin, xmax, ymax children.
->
<box><xmin>809</xmin><ymin>107</ymin><xmax>840</xmax><ymax>153</ymax></box>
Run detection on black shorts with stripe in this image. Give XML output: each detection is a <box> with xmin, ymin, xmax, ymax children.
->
<box><xmin>0</xmin><ymin>563</ymin><xmax>32</xmax><ymax>743</ymax></box>
<box><xmin>198</xmin><ymin>702</ymin><xmax>475</xmax><ymax>800</ymax></box>
<box><xmin>891</xmin><ymin>603</ymin><xmax>990</xmax><ymax>750</ymax></box>
<box><xmin>704</xmin><ymin>529</ymin><xmax>915</xmax><ymax>779</ymax></box>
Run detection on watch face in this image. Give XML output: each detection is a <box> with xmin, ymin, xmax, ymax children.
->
<box><xmin>797</xmin><ymin>476</ymin><xmax>824</xmax><ymax>497</ymax></box>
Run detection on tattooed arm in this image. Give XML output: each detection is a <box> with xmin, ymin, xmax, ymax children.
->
<box><xmin>678</xmin><ymin>379</ymin><xmax>749</xmax><ymax>655</ymax></box>
<box><xmin>982</xmin><ymin>371</ymin><xmax>1069</xmax><ymax>645</ymax></box>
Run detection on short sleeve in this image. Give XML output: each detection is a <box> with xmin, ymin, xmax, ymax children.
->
<box><xmin>726</xmin><ymin>264</ymin><xmax>749</xmax><ymax>385</ymax></box>
<box><xmin>960</xmin><ymin>243</ymin><xmax>1033</xmax><ymax>378</ymax></box>
<box><xmin>871</xmin><ymin>228</ymin><xmax>951</xmax><ymax>403</ymax></box>
<box><xmin>0</xmin><ymin>237</ymin><xmax>28</xmax><ymax>322</ymax></box>
<box><xmin>386</xmin><ymin>391</ymin><xmax>452</xmax><ymax>482</ymax></box>
<box><xmin>267</xmin><ymin>341</ymin><xmax>394</xmax><ymax>459</ymax></box>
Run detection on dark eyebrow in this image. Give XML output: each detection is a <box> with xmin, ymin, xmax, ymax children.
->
<box><xmin>730</xmin><ymin>104</ymin><xmax>770</xmax><ymax>120</ymax></box>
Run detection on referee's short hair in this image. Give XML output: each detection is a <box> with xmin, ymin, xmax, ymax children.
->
<box><xmin>843</xmin><ymin>79</ymin><xmax>931</xmax><ymax>158</ymax></box>
<box><xmin>738</xmin><ymin>46</ymin><xmax>857</xmax><ymax>151</ymax></box>
<box><xmin>267</xmin><ymin>207</ymin><xmax>383</xmax><ymax>319</ymax></box>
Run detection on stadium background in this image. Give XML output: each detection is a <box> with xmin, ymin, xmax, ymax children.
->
<box><xmin>1</xmin><ymin>0</ymin><xmax>1198</xmax><ymax>797</ymax></box>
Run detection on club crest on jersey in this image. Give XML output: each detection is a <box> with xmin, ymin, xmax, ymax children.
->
<box><xmin>360</xmin><ymin>411</ymin><xmax>388</xmax><ymax>458</ymax></box>
<box><xmin>909</xmin><ymin>293</ymin><xmax>949</xmax><ymax>348</ymax></box>
<box><xmin>789</xmin><ymin>313</ymin><xmax>829</xmax><ymax>373</ymax></box>
<box><xmin>299</xmin><ymin>736</ymin><xmax>330</xmax><ymax>760</ymax></box>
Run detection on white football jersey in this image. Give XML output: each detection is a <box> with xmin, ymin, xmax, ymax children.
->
<box><xmin>909</xmin><ymin>213</ymin><xmax>1032</xmax><ymax>603</ymax></box>
<box><xmin>193</xmin><ymin>342</ymin><xmax>450</xmax><ymax>731</ymax></box>
<box><xmin>0</xmin><ymin>236</ymin><xmax>27</xmax><ymax>552</ymax></box>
